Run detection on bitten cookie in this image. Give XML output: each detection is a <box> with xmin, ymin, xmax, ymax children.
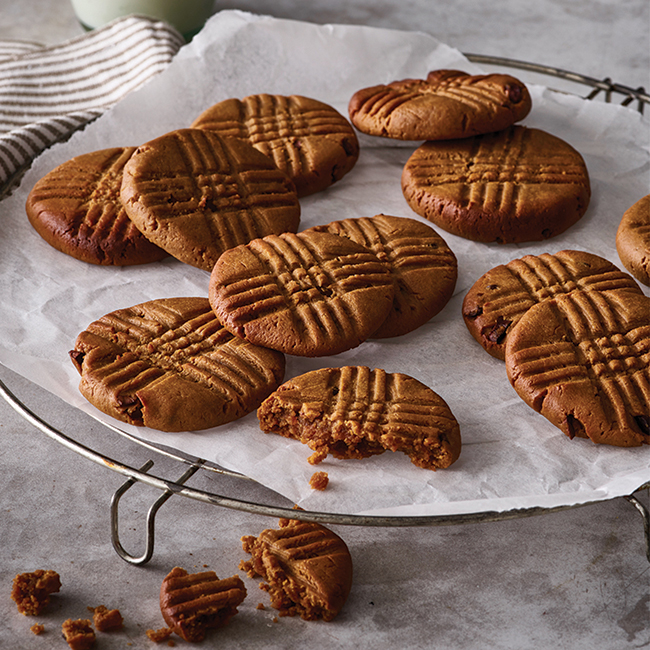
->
<box><xmin>25</xmin><ymin>147</ymin><xmax>167</xmax><ymax>266</ymax></box>
<box><xmin>209</xmin><ymin>230</ymin><xmax>395</xmax><ymax>357</ymax></box>
<box><xmin>257</xmin><ymin>365</ymin><xmax>461</xmax><ymax>469</ymax></box>
<box><xmin>120</xmin><ymin>128</ymin><xmax>301</xmax><ymax>271</ymax></box>
<box><xmin>307</xmin><ymin>214</ymin><xmax>457</xmax><ymax>338</ymax></box>
<box><xmin>69</xmin><ymin>297</ymin><xmax>285</xmax><ymax>432</ymax></box>
<box><xmin>505</xmin><ymin>289</ymin><xmax>650</xmax><ymax>447</ymax></box>
<box><xmin>401</xmin><ymin>126</ymin><xmax>591</xmax><ymax>244</ymax></box>
<box><xmin>348</xmin><ymin>69</ymin><xmax>531</xmax><ymax>141</ymax></box>
<box><xmin>462</xmin><ymin>249</ymin><xmax>643</xmax><ymax>360</ymax></box>
<box><xmin>616</xmin><ymin>194</ymin><xmax>650</xmax><ymax>286</ymax></box>
<box><xmin>240</xmin><ymin>517</ymin><xmax>353</xmax><ymax>621</ymax></box>
<box><xmin>192</xmin><ymin>94</ymin><xmax>359</xmax><ymax>197</ymax></box>
<box><xmin>160</xmin><ymin>567</ymin><xmax>246</xmax><ymax>643</ymax></box>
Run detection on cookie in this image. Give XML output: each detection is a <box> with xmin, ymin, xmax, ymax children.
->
<box><xmin>616</xmin><ymin>194</ymin><xmax>650</xmax><ymax>286</ymax></box>
<box><xmin>505</xmin><ymin>289</ymin><xmax>650</xmax><ymax>447</ymax></box>
<box><xmin>257</xmin><ymin>365</ymin><xmax>461</xmax><ymax>469</ymax></box>
<box><xmin>160</xmin><ymin>567</ymin><xmax>246</xmax><ymax>642</ymax></box>
<box><xmin>25</xmin><ymin>147</ymin><xmax>167</xmax><ymax>266</ymax></box>
<box><xmin>462</xmin><ymin>249</ymin><xmax>643</xmax><ymax>360</ymax></box>
<box><xmin>120</xmin><ymin>128</ymin><xmax>301</xmax><ymax>271</ymax></box>
<box><xmin>69</xmin><ymin>297</ymin><xmax>285</xmax><ymax>432</ymax></box>
<box><xmin>348</xmin><ymin>69</ymin><xmax>531</xmax><ymax>141</ymax></box>
<box><xmin>192</xmin><ymin>94</ymin><xmax>359</xmax><ymax>197</ymax></box>
<box><xmin>308</xmin><ymin>214</ymin><xmax>457</xmax><ymax>338</ymax></box>
<box><xmin>240</xmin><ymin>517</ymin><xmax>353</xmax><ymax>621</ymax></box>
<box><xmin>401</xmin><ymin>125</ymin><xmax>591</xmax><ymax>244</ymax></box>
<box><xmin>209</xmin><ymin>230</ymin><xmax>395</xmax><ymax>357</ymax></box>
<box><xmin>61</xmin><ymin>619</ymin><xmax>95</xmax><ymax>650</ymax></box>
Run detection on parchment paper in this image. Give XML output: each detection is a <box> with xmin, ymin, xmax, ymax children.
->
<box><xmin>1</xmin><ymin>10</ymin><xmax>648</xmax><ymax>517</ymax></box>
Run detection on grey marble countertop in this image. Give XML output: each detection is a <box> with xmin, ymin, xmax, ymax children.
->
<box><xmin>1</xmin><ymin>1</ymin><xmax>649</xmax><ymax>649</ymax></box>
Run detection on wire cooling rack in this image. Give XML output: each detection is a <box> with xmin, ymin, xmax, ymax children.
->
<box><xmin>1</xmin><ymin>54</ymin><xmax>649</xmax><ymax>565</ymax></box>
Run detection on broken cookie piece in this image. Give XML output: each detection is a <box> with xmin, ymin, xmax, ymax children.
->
<box><xmin>61</xmin><ymin>618</ymin><xmax>95</xmax><ymax>650</ymax></box>
<box><xmin>240</xmin><ymin>517</ymin><xmax>353</xmax><ymax>621</ymax></box>
<box><xmin>159</xmin><ymin>567</ymin><xmax>247</xmax><ymax>642</ymax></box>
<box><xmin>11</xmin><ymin>569</ymin><xmax>61</xmax><ymax>616</ymax></box>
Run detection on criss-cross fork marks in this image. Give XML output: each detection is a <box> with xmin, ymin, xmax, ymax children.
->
<box><xmin>199</xmin><ymin>95</ymin><xmax>354</xmax><ymax>179</ymax></box>
<box><xmin>262</xmin><ymin>522</ymin><xmax>347</xmax><ymax>563</ymax></box>
<box><xmin>218</xmin><ymin>233</ymin><xmax>392</xmax><ymax>344</ymax></box>
<box><xmin>322</xmin><ymin>367</ymin><xmax>457</xmax><ymax>441</ymax></box>
<box><xmin>360</xmin><ymin>77</ymin><xmax>513</xmax><ymax>121</ymax></box>
<box><xmin>323</xmin><ymin>216</ymin><xmax>456</xmax><ymax>273</ymax></box>
<box><xmin>133</xmin><ymin>129</ymin><xmax>297</xmax><ymax>244</ymax></box>
<box><xmin>510</xmin><ymin>291</ymin><xmax>650</xmax><ymax>425</ymax></box>
<box><xmin>86</xmin><ymin>301</ymin><xmax>276</xmax><ymax>402</ymax></box>
<box><xmin>407</xmin><ymin>127</ymin><xmax>588</xmax><ymax>214</ymax></box>
<box><xmin>481</xmin><ymin>253</ymin><xmax>640</xmax><ymax>321</ymax></box>
<box><xmin>31</xmin><ymin>147</ymin><xmax>140</xmax><ymax>242</ymax></box>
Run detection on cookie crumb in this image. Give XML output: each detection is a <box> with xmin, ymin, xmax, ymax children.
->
<box><xmin>89</xmin><ymin>605</ymin><xmax>123</xmax><ymax>631</ymax></box>
<box><xmin>61</xmin><ymin>618</ymin><xmax>95</xmax><ymax>650</ymax></box>
<box><xmin>30</xmin><ymin>623</ymin><xmax>45</xmax><ymax>635</ymax></box>
<box><xmin>309</xmin><ymin>471</ymin><xmax>329</xmax><ymax>490</ymax></box>
<box><xmin>256</xmin><ymin>603</ymin><xmax>266</xmax><ymax>610</ymax></box>
<box><xmin>146</xmin><ymin>627</ymin><xmax>173</xmax><ymax>643</ymax></box>
<box><xmin>11</xmin><ymin>570</ymin><xmax>61</xmax><ymax>615</ymax></box>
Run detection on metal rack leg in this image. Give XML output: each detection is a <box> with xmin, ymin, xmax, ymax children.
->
<box><xmin>625</xmin><ymin>491</ymin><xmax>650</xmax><ymax>563</ymax></box>
<box><xmin>110</xmin><ymin>460</ymin><xmax>201</xmax><ymax>565</ymax></box>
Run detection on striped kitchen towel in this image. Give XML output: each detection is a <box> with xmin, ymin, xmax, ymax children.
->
<box><xmin>0</xmin><ymin>15</ymin><xmax>185</xmax><ymax>196</ymax></box>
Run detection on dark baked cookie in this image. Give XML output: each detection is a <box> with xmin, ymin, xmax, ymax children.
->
<box><xmin>209</xmin><ymin>230</ymin><xmax>394</xmax><ymax>357</ymax></box>
<box><xmin>160</xmin><ymin>567</ymin><xmax>246</xmax><ymax>643</ymax></box>
<box><xmin>257</xmin><ymin>365</ymin><xmax>461</xmax><ymax>469</ymax></box>
<box><xmin>463</xmin><ymin>249</ymin><xmax>643</xmax><ymax>360</ymax></box>
<box><xmin>616</xmin><ymin>194</ymin><xmax>650</xmax><ymax>286</ymax></box>
<box><xmin>505</xmin><ymin>289</ymin><xmax>650</xmax><ymax>447</ymax></box>
<box><xmin>192</xmin><ymin>94</ymin><xmax>359</xmax><ymax>197</ymax></box>
<box><xmin>120</xmin><ymin>128</ymin><xmax>301</xmax><ymax>271</ymax></box>
<box><xmin>69</xmin><ymin>297</ymin><xmax>285</xmax><ymax>432</ymax></box>
<box><xmin>401</xmin><ymin>126</ymin><xmax>591</xmax><ymax>244</ymax></box>
<box><xmin>25</xmin><ymin>147</ymin><xmax>167</xmax><ymax>266</ymax></box>
<box><xmin>348</xmin><ymin>69</ymin><xmax>531</xmax><ymax>141</ymax></box>
<box><xmin>240</xmin><ymin>517</ymin><xmax>353</xmax><ymax>621</ymax></box>
<box><xmin>308</xmin><ymin>214</ymin><xmax>457</xmax><ymax>338</ymax></box>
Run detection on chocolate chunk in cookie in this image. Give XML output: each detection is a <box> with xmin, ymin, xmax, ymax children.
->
<box><xmin>349</xmin><ymin>69</ymin><xmax>531</xmax><ymax>141</ymax></box>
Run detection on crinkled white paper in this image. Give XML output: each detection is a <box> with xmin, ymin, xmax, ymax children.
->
<box><xmin>1</xmin><ymin>10</ymin><xmax>648</xmax><ymax>517</ymax></box>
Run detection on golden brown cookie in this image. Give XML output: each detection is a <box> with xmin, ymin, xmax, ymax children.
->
<box><xmin>61</xmin><ymin>619</ymin><xmax>95</xmax><ymax>650</ymax></box>
<box><xmin>257</xmin><ymin>365</ymin><xmax>461</xmax><ymax>469</ymax></box>
<box><xmin>69</xmin><ymin>297</ymin><xmax>285</xmax><ymax>432</ymax></box>
<box><xmin>209</xmin><ymin>230</ymin><xmax>395</xmax><ymax>357</ymax></box>
<box><xmin>192</xmin><ymin>94</ymin><xmax>359</xmax><ymax>197</ymax></box>
<box><xmin>401</xmin><ymin>126</ymin><xmax>591</xmax><ymax>244</ymax></box>
<box><xmin>160</xmin><ymin>567</ymin><xmax>246</xmax><ymax>643</ymax></box>
<box><xmin>616</xmin><ymin>194</ymin><xmax>650</xmax><ymax>286</ymax></box>
<box><xmin>120</xmin><ymin>128</ymin><xmax>301</xmax><ymax>271</ymax></box>
<box><xmin>25</xmin><ymin>147</ymin><xmax>167</xmax><ymax>266</ymax></box>
<box><xmin>505</xmin><ymin>289</ymin><xmax>650</xmax><ymax>447</ymax></box>
<box><xmin>348</xmin><ymin>69</ymin><xmax>531</xmax><ymax>141</ymax></box>
<box><xmin>307</xmin><ymin>214</ymin><xmax>457</xmax><ymax>338</ymax></box>
<box><xmin>462</xmin><ymin>249</ymin><xmax>643</xmax><ymax>360</ymax></box>
<box><xmin>240</xmin><ymin>517</ymin><xmax>352</xmax><ymax>621</ymax></box>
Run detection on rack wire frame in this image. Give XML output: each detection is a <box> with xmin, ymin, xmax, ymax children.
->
<box><xmin>1</xmin><ymin>54</ymin><xmax>649</xmax><ymax>565</ymax></box>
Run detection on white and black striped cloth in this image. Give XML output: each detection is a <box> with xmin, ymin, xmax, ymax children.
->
<box><xmin>0</xmin><ymin>15</ymin><xmax>184</xmax><ymax>195</ymax></box>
